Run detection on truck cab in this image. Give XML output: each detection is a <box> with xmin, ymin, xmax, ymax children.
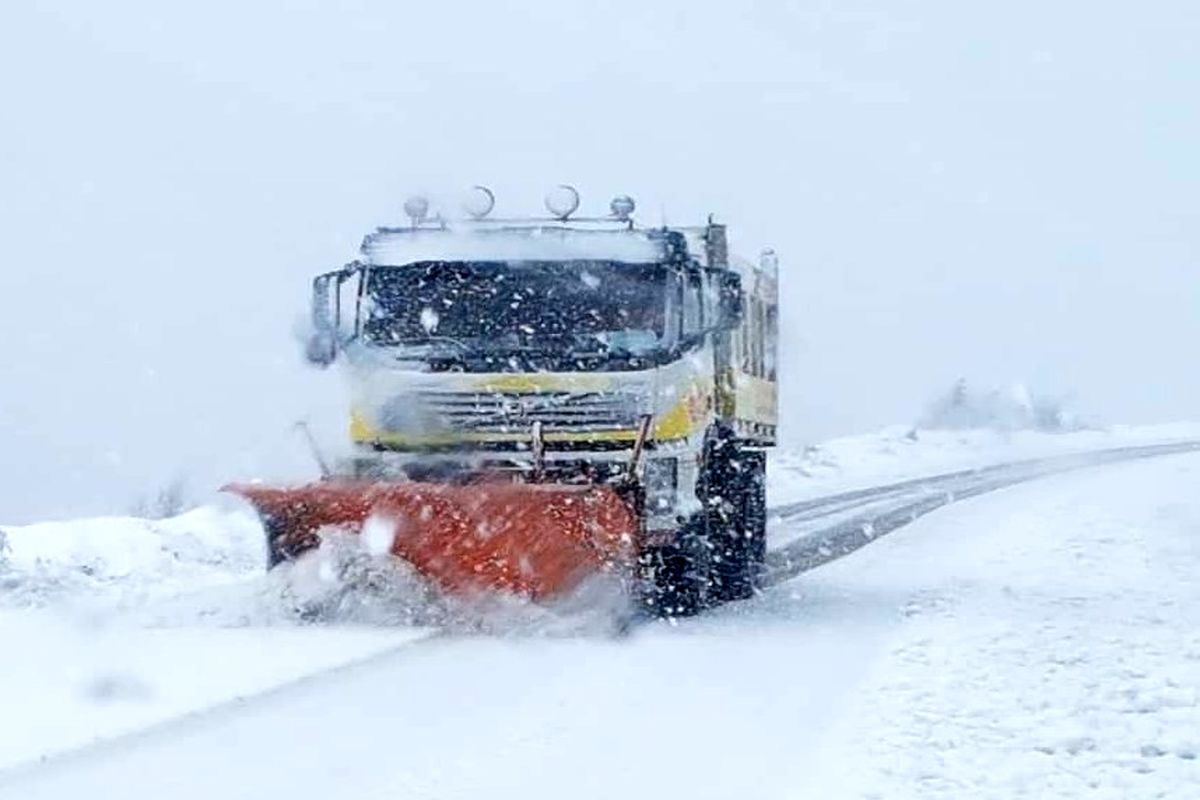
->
<box><xmin>305</xmin><ymin>191</ymin><xmax>779</xmax><ymax>611</ymax></box>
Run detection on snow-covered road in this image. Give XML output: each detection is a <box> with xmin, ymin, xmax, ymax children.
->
<box><xmin>2</xmin><ymin>439</ymin><xmax>1198</xmax><ymax>798</ymax></box>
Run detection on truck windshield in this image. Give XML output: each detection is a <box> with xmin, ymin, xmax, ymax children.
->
<box><xmin>361</xmin><ymin>261</ymin><xmax>669</xmax><ymax>360</ymax></box>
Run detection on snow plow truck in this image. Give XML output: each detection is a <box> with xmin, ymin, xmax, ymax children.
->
<box><xmin>229</xmin><ymin>187</ymin><xmax>779</xmax><ymax>616</ymax></box>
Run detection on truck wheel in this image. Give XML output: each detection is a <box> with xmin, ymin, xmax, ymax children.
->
<box><xmin>709</xmin><ymin>446</ymin><xmax>767</xmax><ymax>603</ymax></box>
<box><xmin>637</xmin><ymin>514</ymin><xmax>711</xmax><ymax>618</ymax></box>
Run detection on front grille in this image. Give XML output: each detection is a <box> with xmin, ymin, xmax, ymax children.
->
<box><xmin>419</xmin><ymin>390</ymin><xmax>641</xmax><ymax>434</ymax></box>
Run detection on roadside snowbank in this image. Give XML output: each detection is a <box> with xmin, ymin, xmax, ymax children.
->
<box><xmin>0</xmin><ymin>505</ymin><xmax>263</xmax><ymax>610</ymax></box>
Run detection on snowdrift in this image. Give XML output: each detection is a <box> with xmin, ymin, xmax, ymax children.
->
<box><xmin>0</xmin><ymin>506</ymin><xmax>263</xmax><ymax>609</ymax></box>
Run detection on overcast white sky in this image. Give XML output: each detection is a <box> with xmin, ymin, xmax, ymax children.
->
<box><xmin>1</xmin><ymin>1</ymin><xmax>1196</xmax><ymax>522</ymax></box>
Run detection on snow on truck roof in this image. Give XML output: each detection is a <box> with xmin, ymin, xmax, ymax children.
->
<box><xmin>361</xmin><ymin>225</ymin><xmax>669</xmax><ymax>266</ymax></box>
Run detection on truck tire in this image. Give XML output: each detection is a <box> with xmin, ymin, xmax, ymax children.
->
<box><xmin>709</xmin><ymin>445</ymin><xmax>767</xmax><ymax>603</ymax></box>
<box><xmin>637</xmin><ymin>514</ymin><xmax>711</xmax><ymax>618</ymax></box>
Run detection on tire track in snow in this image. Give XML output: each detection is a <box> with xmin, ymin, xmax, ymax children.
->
<box><xmin>0</xmin><ymin>628</ymin><xmax>445</xmax><ymax>786</ymax></box>
<box><xmin>763</xmin><ymin>440</ymin><xmax>1200</xmax><ymax>586</ymax></box>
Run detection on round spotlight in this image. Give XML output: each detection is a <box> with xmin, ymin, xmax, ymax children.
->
<box><xmin>463</xmin><ymin>185</ymin><xmax>495</xmax><ymax>219</ymax></box>
<box><xmin>544</xmin><ymin>185</ymin><xmax>581</xmax><ymax>220</ymax></box>
<box><xmin>610</xmin><ymin>194</ymin><xmax>636</xmax><ymax>220</ymax></box>
<box><xmin>760</xmin><ymin>248</ymin><xmax>779</xmax><ymax>272</ymax></box>
<box><xmin>403</xmin><ymin>195</ymin><xmax>430</xmax><ymax>223</ymax></box>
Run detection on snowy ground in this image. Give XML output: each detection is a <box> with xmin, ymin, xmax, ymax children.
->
<box><xmin>806</xmin><ymin>453</ymin><xmax>1200</xmax><ymax>798</ymax></box>
<box><xmin>1</xmin><ymin>423</ymin><xmax>1198</xmax><ymax>796</ymax></box>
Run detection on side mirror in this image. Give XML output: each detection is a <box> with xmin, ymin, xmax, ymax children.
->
<box><xmin>305</xmin><ymin>330</ymin><xmax>337</xmax><ymax>367</ymax></box>
<box><xmin>717</xmin><ymin>270</ymin><xmax>743</xmax><ymax>330</ymax></box>
<box><xmin>307</xmin><ymin>268</ymin><xmax>356</xmax><ymax>367</ymax></box>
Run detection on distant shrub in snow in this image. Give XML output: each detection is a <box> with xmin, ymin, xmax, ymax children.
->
<box><xmin>918</xmin><ymin>380</ymin><xmax>1086</xmax><ymax>433</ymax></box>
<box><xmin>130</xmin><ymin>476</ymin><xmax>192</xmax><ymax>520</ymax></box>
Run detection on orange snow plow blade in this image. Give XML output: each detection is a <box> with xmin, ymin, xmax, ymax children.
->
<box><xmin>225</xmin><ymin>481</ymin><xmax>640</xmax><ymax>601</ymax></box>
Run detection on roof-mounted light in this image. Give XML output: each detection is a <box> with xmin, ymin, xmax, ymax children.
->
<box><xmin>610</xmin><ymin>194</ymin><xmax>635</xmax><ymax>221</ymax></box>
<box><xmin>544</xmin><ymin>185</ymin><xmax>580</xmax><ymax>220</ymax></box>
<box><xmin>760</xmin><ymin>248</ymin><xmax>779</xmax><ymax>273</ymax></box>
<box><xmin>403</xmin><ymin>195</ymin><xmax>430</xmax><ymax>225</ymax></box>
<box><xmin>463</xmin><ymin>185</ymin><xmax>495</xmax><ymax>219</ymax></box>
